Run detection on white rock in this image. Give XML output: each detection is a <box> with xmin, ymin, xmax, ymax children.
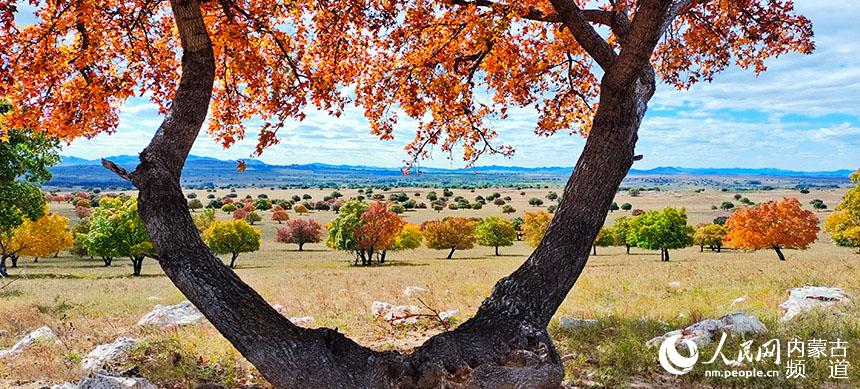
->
<box><xmin>145</xmin><ymin>296</ymin><xmax>160</xmax><ymax>302</ymax></box>
<box><xmin>438</xmin><ymin>310</ymin><xmax>458</xmax><ymax>322</ymax></box>
<box><xmin>780</xmin><ymin>286</ymin><xmax>851</xmax><ymax>321</ymax></box>
<box><xmin>370</xmin><ymin>301</ymin><xmax>421</xmax><ymax>325</ymax></box>
<box><xmin>403</xmin><ymin>286</ymin><xmax>429</xmax><ymax>298</ymax></box>
<box><xmin>81</xmin><ymin>337</ymin><xmax>139</xmax><ymax>373</ymax></box>
<box><xmin>0</xmin><ymin>326</ymin><xmax>58</xmax><ymax>358</ymax></box>
<box><xmin>137</xmin><ymin>301</ymin><xmax>205</xmax><ymax>328</ymax></box>
<box><xmin>370</xmin><ymin>301</ymin><xmax>393</xmax><ymax>316</ymax></box>
<box><xmin>646</xmin><ymin>313</ymin><xmax>766</xmax><ymax>348</ymax></box>
<box><xmin>731</xmin><ymin>296</ymin><xmax>747</xmax><ymax>306</ymax></box>
<box><xmin>668</xmin><ymin>281</ymin><xmax>682</xmax><ymax>288</ymax></box>
<box><xmin>77</xmin><ymin>373</ymin><xmax>156</xmax><ymax>389</ymax></box>
<box><xmin>558</xmin><ymin>317</ymin><xmax>599</xmax><ymax>331</ymax></box>
<box><xmin>272</xmin><ymin>304</ymin><xmax>290</xmax><ymax>317</ymax></box>
<box><xmin>51</xmin><ymin>383</ymin><xmax>79</xmax><ymax>389</ymax></box>
<box><xmin>289</xmin><ymin>316</ymin><xmax>315</xmax><ymax>327</ymax></box>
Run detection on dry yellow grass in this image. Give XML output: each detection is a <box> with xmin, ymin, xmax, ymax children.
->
<box><xmin>1</xmin><ymin>187</ymin><xmax>857</xmax><ymax>387</ymax></box>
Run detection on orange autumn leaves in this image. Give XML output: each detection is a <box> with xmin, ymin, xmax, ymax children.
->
<box><xmin>1</xmin><ymin>0</ymin><xmax>813</xmax><ymax>164</ymax></box>
<box><xmin>725</xmin><ymin>197</ymin><xmax>819</xmax><ymax>254</ymax></box>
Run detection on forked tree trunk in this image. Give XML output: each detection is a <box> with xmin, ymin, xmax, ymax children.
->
<box><xmin>447</xmin><ymin>247</ymin><xmax>456</xmax><ymax>259</ymax></box>
<box><xmin>102</xmin><ymin>0</ymin><xmax>671</xmax><ymax>386</ymax></box>
<box><xmin>229</xmin><ymin>253</ymin><xmax>239</xmax><ymax>269</ymax></box>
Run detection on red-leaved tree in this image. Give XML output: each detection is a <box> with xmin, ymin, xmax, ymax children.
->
<box><xmin>275</xmin><ymin>218</ymin><xmax>323</xmax><ymax>251</ymax></box>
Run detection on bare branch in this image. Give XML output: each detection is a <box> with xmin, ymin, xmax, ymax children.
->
<box><xmin>101</xmin><ymin>158</ymin><xmax>134</xmax><ymax>182</ymax></box>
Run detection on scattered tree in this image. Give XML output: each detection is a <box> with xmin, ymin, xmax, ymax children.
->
<box><xmin>276</xmin><ymin>219</ymin><xmax>324</xmax><ymax>251</ymax></box>
<box><xmin>693</xmin><ymin>223</ymin><xmax>728</xmax><ymax>252</ymax></box>
<box><xmin>522</xmin><ymin>211</ymin><xmax>552</xmax><ymax>248</ymax></box>
<box><xmin>204</xmin><ymin>220</ymin><xmax>261</xmax><ymax>268</ymax></box>
<box><xmin>627</xmin><ymin>207</ymin><xmax>693</xmax><ymax>261</ymax></box>
<box><xmin>592</xmin><ymin>227</ymin><xmax>614</xmax><ymax>255</ymax></box>
<box><xmin>621</xmin><ymin>203</ymin><xmax>633</xmax><ymax>211</ymax></box>
<box><xmin>422</xmin><ymin>218</ymin><xmax>477</xmax><ymax>259</ymax></box>
<box><xmin>725</xmin><ymin>198</ymin><xmax>819</xmax><ymax>260</ymax></box>
<box><xmin>15</xmin><ymin>211</ymin><xmax>74</xmax><ymax>262</ymax></box>
<box><xmin>474</xmin><ymin>216</ymin><xmax>516</xmax><ymax>256</ymax></box>
<box><xmin>84</xmin><ymin>197</ymin><xmax>154</xmax><ymax>275</ymax></box>
<box><xmin>611</xmin><ymin>217</ymin><xmax>632</xmax><ymax>254</ymax></box>
<box><xmin>825</xmin><ymin>170</ymin><xmax>860</xmax><ymax>253</ymax></box>
<box><xmin>6</xmin><ymin>0</ymin><xmax>815</xmax><ymax>384</ymax></box>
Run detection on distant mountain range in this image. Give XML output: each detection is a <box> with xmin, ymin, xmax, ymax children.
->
<box><xmin>46</xmin><ymin>154</ymin><xmax>854</xmax><ymax>189</ymax></box>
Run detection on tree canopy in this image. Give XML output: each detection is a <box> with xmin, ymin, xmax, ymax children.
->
<box><xmin>0</xmin><ymin>0</ymin><xmax>817</xmax><ymax>385</ymax></box>
<box><xmin>422</xmin><ymin>217</ymin><xmax>477</xmax><ymax>259</ymax></box>
<box><xmin>203</xmin><ymin>219</ymin><xmax>261</xmax><ymax>268</ymax></box>
<box><xmin>825</xmin><ymin>170</ymin><xmax>860</xmax><ymax>252</ymax></box>
<box><xmin>626</xmin><ymin>207</ymin><xmax>693</xmax><ymax>261</ymax></box>
<box><xmin>725</xmin><ymin>197</ymin><xmax>820</xmax><ymax>260</ymax></box>
<box><xmin>474</xmin><ymin>216</ymin><xmax>516</xmax><ymax>256</ymax></box>
<box><xmin>83</xmin><ymin>196</ymin><xmax>154</xmax><ymax>275</ymax></box>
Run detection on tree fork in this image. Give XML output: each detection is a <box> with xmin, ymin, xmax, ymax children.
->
<box><xmin>101</xmin><ymin>0</ymin><xmax>671</xmax><ymax>386</ymax></box>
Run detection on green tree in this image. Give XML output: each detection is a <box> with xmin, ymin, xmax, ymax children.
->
<box><xmin>84</xmin><ymin>197</ymin><xmax>154</xmax><ymax>275</ymax></box>
<box><xmin>474</xmin><ymin>216</ymin><xmax>516</xmax><ymax>256</ymax></box>
<box><xmin>626</xmin><ymin>208</ymin><xmax>693</xmax><ymax>262</ymax></box>
<box><xmin>620</xmin><ymin>203</ymin><xmax>632</xmax><ymax>211</ymax></box>
<box><xmin>0</xmin><ymin>122</ymin><xmax>60</xmax><ymax>276</ymax></box>
<box><xmin>203</xmin><ymin>220</ymin><xmax>261</xmax><ymax>268</ymax></box>
<box><xmin>592</xmin><ymin>227</ymin><xmax>614</xmax><ymax>255</ymax></box>
<box><xmin>611</xmin><ymin>217</ymin><xmax>632</xmax><ymax>255</ymax></box>
<box><xmin>609</xmin><ymin>202</ymin><xmax>619</xmax><ymax>212</ymax></box>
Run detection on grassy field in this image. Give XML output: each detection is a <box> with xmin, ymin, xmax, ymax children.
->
<box><xmin>1</xmin><ymin>187</ymin><xmax>858</xmax><ymax>388</ymax></box>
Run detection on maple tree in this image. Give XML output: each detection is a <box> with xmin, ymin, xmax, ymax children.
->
<box><xmin>611</xmin><ymin>216</ymin><xmax>633</xmax><ymax>254</ymax></box>
<box><xmin>692</xmin><ymin>223</ymin><xmax>727</xmax><ymax>252</ymax></box>
<box><xmin>592</xmin><ymin>227</ymin><xmax>614</xmax><ymax>255</ymax></box>
<box><xmin>0</xmin><ymin>0</ymin><xmax>815</xmax><ymax>384</ymax></box>
<box><xmin>0</xmin><ymin>121</ymin><xmax>60</xmax><ymax>275</ymax></box>
<box><xmin>825</xmin><ymin>170</ymin><xmax>860</xmax><ymax>253</ymax></box>
<box><xmin>275</xmin><ymin>218</ymin><xmax>323</xmax><ymax>251</ymax></box>
<box><xmin>474</xmin><ymin>216</ymin><xmax>517</xmax><ymax>256</ymax></box>
<box><xmin>326</xmin><ymin>200</ymin><xmax>405</xmax><ymax>265</ymax></box>
<box><xmin>203</xmin><ymin>219</ymin><xmax>261</xmax><ymax>268</ymax></box>
<box><xmin>14</xmin><ymin>210</ymin><xmax>74</xmax><ymax>262</ymax></box>
<box><xmin>271</xmin><ymin>205</ymin><xmax>289</xmax><ymax>224</ymax></box>
<box><xmin>724</xmin><ymin>198</ymin><xmax>819</xmax><ymax>261</ymax></box>
<box><xmin>392</xmin><ymin>223</ymin><xmax>424</xmax><ymax>252</ymax></box>
<box><xmin>522</xmin><ymin>210</ymin><xmax>552</xmax><ymax>248</ymax></box>
<box><xmin>422</xmin><ymin>217</ymin><xmax>478</xmax><ymax>259</ymax></box>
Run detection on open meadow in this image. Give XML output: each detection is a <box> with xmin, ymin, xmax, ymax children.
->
<box><xmin>2</xmin><ymin>186</ymin><xmax>858</xmax><ymax>388</ymax></box>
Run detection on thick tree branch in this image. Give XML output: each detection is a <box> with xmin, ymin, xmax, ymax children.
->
<box><xmin>548</xmin><ymin>0</ymin><xmax>617</xmax><ymax>70</ymax></box>
<box><xmin>606</xmin><ymin>0</ymin><xmax>688</xmax><ymax>88</ymax></box>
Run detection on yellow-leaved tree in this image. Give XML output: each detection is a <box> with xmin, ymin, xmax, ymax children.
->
<box><xmin>14</xmin><ymin>211</ymin><xmax>73</xmax><ymax>263</ymax></box>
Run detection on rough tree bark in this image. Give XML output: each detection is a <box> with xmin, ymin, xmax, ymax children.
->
<box><xmin>102</xmin><ymin>0</ymin><xmax>680</xmax><ymax>387</ymax></box>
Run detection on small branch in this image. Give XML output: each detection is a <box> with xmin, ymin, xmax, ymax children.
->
<box><xmin>101</xmin><ymin>158</ymin><xmax>134</xmax><ymax>182</ymax></box>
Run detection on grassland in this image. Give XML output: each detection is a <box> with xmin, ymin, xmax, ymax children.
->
<box><xmin>1</xmin><ymin>187</ymin><xmax>858</xmax><ymax>388</ymax></box>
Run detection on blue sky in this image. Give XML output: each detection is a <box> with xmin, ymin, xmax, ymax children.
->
<box><xmin>59</xmin><ymin>1</ymin><xmax>859</xmax><ymax>171</ymax></box>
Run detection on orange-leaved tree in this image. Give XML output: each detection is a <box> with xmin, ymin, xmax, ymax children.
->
<box><xmin>0</xmin><ymin>0</ymin><xmax>814</xmax><ymax>385</ymax></box>
<box><xmin>724</xmin><ymin>197</ymin><xmax>819</xmax><ymax>261</ymax></box>
<box><xmin>422</xmin><ymin>217</ymin><xmax>478</xmax><ymax>259</ymax></box>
